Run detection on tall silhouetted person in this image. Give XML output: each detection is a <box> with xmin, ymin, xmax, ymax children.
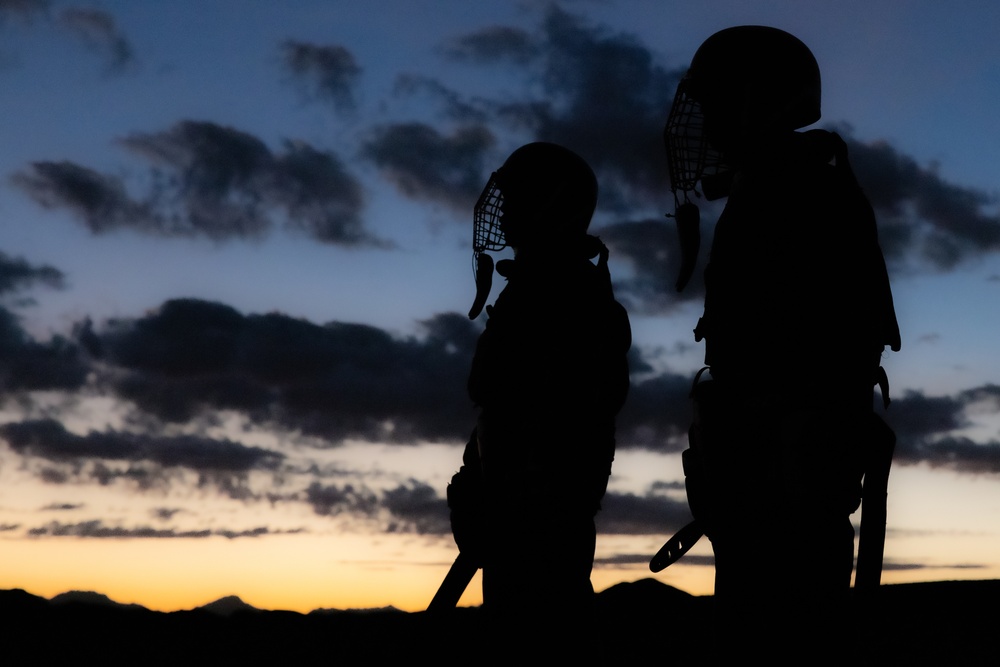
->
<box><xmin>446</xmin><ymin>142</ymin><xmax>630</xmax><ymax>656</ymax></box>
<box><xmin>662</xmin><ymin>26</ymin><xmax>901</xmax><ymax>658</ymax></box>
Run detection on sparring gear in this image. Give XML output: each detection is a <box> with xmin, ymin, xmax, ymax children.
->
<box><xmin>660</xmin><ymin>29</ymin><xmax>902</xmax><ymax>627</ymax></box>
<box><xmin>451</xmin><ymin>143</ymin><xmax>630</xmax><ymax>651</ymax></box>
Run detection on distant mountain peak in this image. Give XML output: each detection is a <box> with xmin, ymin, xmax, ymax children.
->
<box><xmin>198</xmin><ymin>595</ymin><xmax>259</xmax><ymax>616</ymax></box>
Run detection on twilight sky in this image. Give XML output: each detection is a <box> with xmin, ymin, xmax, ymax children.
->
<box><xmin>1</xmin><ymin>0</ymin><xmax>999</xmax><ymax>613</ymax></box>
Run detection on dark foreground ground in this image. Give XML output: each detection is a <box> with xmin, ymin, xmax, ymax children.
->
<box><xmin>5</xmin><ymin>579</ymin><xmax>996</xmax><ymax>664</ymax></box>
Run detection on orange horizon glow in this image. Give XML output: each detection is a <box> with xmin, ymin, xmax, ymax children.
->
<box><xmin>3</xmin><ymin>526</ymin><xmax>994</xmax><ymax>614</ymax></box>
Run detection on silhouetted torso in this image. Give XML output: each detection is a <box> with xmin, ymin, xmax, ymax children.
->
<box><xmin>702</xmin><ymin>131</ymin><xmax>895</xmax><ymax>408</ymax></box>
<box><xmin>470</xmin><ymin>250</ymin><xmax>628</xmax><ymax>480</ymax></box>
<box><xmin>466</xmin><ymin>243</ymin><xmax>630</xmax><ymax>653</ymax></box>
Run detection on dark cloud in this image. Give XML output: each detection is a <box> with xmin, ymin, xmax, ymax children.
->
<box><xmin>121</xmin><ymin>121</ymin><xmax>373</xmax><ymax>244</ymax></box>
<box><xmin>650</xmin><ymin>479</ymin><xmax>685</xmax><ymax>492</ymax></box>
<box><xmin>281</xmin><ymin>40</ymin><xmax>361</xmax><ymax>112</ymax></box>
<box><xmin>41</xmin><ymin>502</ymin><xmax>82</xmax><ymax>511</ymax></box>
<box><xmin>88</xmin><ymin>461</ymin><xmax>172</xmax><ymax>492</ymax></box>
<box><xmin>87</xmin><ymin>299</ymin><xmax>480</xmax><ymax>444</ymax></box>
<box><xmin>13</xmin><ymin>121</ymin><xmax>377</xmax><ymax>247</ymax></box>
<box><xmin>0</xmin><ymin>306</ymin><xmax>88</xmax><ymax>394</ymax></box>
<box><xmin>841</xmin><ymin>131</ymin><xmax>1000</xmax><ymax>271</ymax></box>
<box><xmin>0</xmin><ymin>418</ymin><xmax>283</xmax><ymax>472</ymax></box>
<box><xmin>595</xmin><ymin>552</ymin><xmax>714</xmax><ymax>568</ymax></box>
<box><xmin>594</xmin><ymin>553</ymin><xmax>655</xmax><ymax>566</ymax></box>
<box><xmin>362</xmin><ymin>122</ymin><xmax>494</xmax><ymax>210</ymax></box>
<box><xmin>57</xmin><ymin>7</ymin><xmax>133</xmax><ymax>72</ymax></box>
<box><xmin>885</xmin><ymin>386</ymin><xmax>1000</xmax><ymax>474</ymax></box>
<box><xmin>884</xmin><ymin>390</ymin><xmax>967</xmax><ymax>443</ymax></box>
<box><xmin>0</xmin><ymin>251</ymin><xmax>65</xmax><ymax>296</ymax></box>
<box><xmin>615</xmin><ymin>368</ymin><xmax>693</xmax><ymax>451</ymax></box>
<box><xmin>881</xmin><ymin>561</ymin><xmax>929</xmax><ymax>571</ymax></box>
<box><xmin>270</xmin><ymin>140</ymin><xmax>374</xmax><ymax>244</ymax></box>
<box><xmin>382</xmin><ymin>480</ymin><xmax>450</xmax><ymax>535</ymax></box>
<box><xmin>152</xmin><ymin>507</ymin><xmax>181</xmax><ymax>521</ymax></box>
<box><xmin>894</xmin><ymin>435</ymin><xmax>1000</xmax><ymax>475</ymax></box>
<box><xmin>26</xmin><ymin>520</ymin><xmax>292</xmax><ymax>539</ymax></box>
<box><xmin>304</xmin><ymin>481</ymin><xmax>378</xmax><ymax>517</ymax></box>
<box><xmin>39</xmin><ymin>467</ymin><xmax>67</xmax><ymax>484</ymax></box>
<box><xmin>596</xmin><ymin>489</ymin><xmax>693</xmax><ymax>535</ymax></box>
<box><xmin>879</xmin><ymin>560</ymin><xmax>988</xmax><ymax>572</ymax></box>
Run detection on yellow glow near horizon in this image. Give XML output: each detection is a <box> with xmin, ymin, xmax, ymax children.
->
<box><xmin>2</xmin><ymin>464</ymin><xmax>998</xmax><ymax>612</ymax></box>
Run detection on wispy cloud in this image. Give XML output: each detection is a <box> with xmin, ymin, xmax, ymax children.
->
<box><xmin>280</xmin><ymin>40</ymin><xmax>361</xmax><ymax>112</ymax></box>
<box><xmin>57</xmin><ymin>7</ymin><xmax>134</xmax><ymax>73</ymax></box>
<box><xmin>26</xmin><ymin>520</ymin><xmax>297</xmax><ymax>539</ymax></box>
<box><xmin>440</xmin><ymin>25</ymin><xmax>540</xmax><ymax>65</ymax></box>
<box><xmin>0</xmin><ymin>418</ymin><xmax>284</xmax><ymax>471</ymax></box>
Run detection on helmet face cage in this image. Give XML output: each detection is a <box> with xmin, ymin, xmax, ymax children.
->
<box><xmin>664</xmin><ymin>78</ymin><xmax>732</xmax><ymax>203</ymax></box>
<box><xmin>473</xmin><ymin>170</ymin><xmax>505</xmax><ymax>269</ymax></box>
<box><xmin>472</xmin><ymin>171</ymin><xmax>507</xmax><ymax>255</ymax></box>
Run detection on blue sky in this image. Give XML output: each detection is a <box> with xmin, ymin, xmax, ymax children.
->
<box><xmin>1</xmin><ymin>0</ymin><xmax>999</xmax><ymax>612</ymax></box>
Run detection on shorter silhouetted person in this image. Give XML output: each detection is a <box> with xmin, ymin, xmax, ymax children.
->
<box><xmin>662</xmin><ymin>26</ymin><xmax>900</xmax><ymax>659</ymax></box>
<box><xmin>448</xmin><ymin>142</ymin><xmax>630</xmax><ymax>656</ymax></box>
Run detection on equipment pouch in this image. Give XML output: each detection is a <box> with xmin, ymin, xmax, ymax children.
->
<box><xmin>447</xmin><ymin>431</ymin><xmax>485</xmax><ymax>566</ymax></box>
<box><xmin>684</xmin><ymin>369</ymin><xmax>718</xmax><ymax>528</ymax></box>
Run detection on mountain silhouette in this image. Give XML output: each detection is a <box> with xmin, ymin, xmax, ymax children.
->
<box><xmin>3</xmin><ymin>579</ymin><xmax>995</xmax><ymax>663</ymax></box>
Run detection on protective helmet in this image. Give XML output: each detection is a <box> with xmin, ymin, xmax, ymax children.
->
<box><xmin>469</xmin><ymin>142</ymin><xmax>598</xmax><ymax>318</ymax></box>
<box><xmin>665</xmin><ymin>25</ymin><xmax>821</xmax><ymax>201</ymax></box>
<box><xmin>663</xmin><ymin>26</ymin><xmax>821</xmax><ymax>291</ymax></box>
<box><xmin>474</xmin><ymin>141</ymin><xmax>597</xmax><ymax>257</ymax></box>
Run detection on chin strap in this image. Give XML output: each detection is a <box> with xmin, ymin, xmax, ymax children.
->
<box><xmin>673</xmin><ymin>201</ymin><xmax>701</xmax><ymax>292</ymax></box>
<box><xmin>467</xmin><ymin>235</ymin><xmax>611</xmax><ymax>319</ymax></box>
<box><xmin>468</xmin><ymin>253</ymin><xmax>494</xmax><ymax>319</ymax></box>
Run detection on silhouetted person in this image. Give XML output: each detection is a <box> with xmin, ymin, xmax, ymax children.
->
<box><xmin>662</xmin><ymin>26</ymin><xmax>901</xmax><ymax>659</ymax></box>
<box><xmin>448</xmin><ymin>142</ymin><xmax>630</xmax><ymax>657</ymax></box>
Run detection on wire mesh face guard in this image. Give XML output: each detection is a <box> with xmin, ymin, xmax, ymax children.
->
<box><xmin>664</xmin><ymin>79</ymin><xmax>731</xmax><ymax>203</ymax></box>
<box><xmin>472</xmin><ymin>171</ymin><xmax>505</xmax><ymax>270</ymax></box>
